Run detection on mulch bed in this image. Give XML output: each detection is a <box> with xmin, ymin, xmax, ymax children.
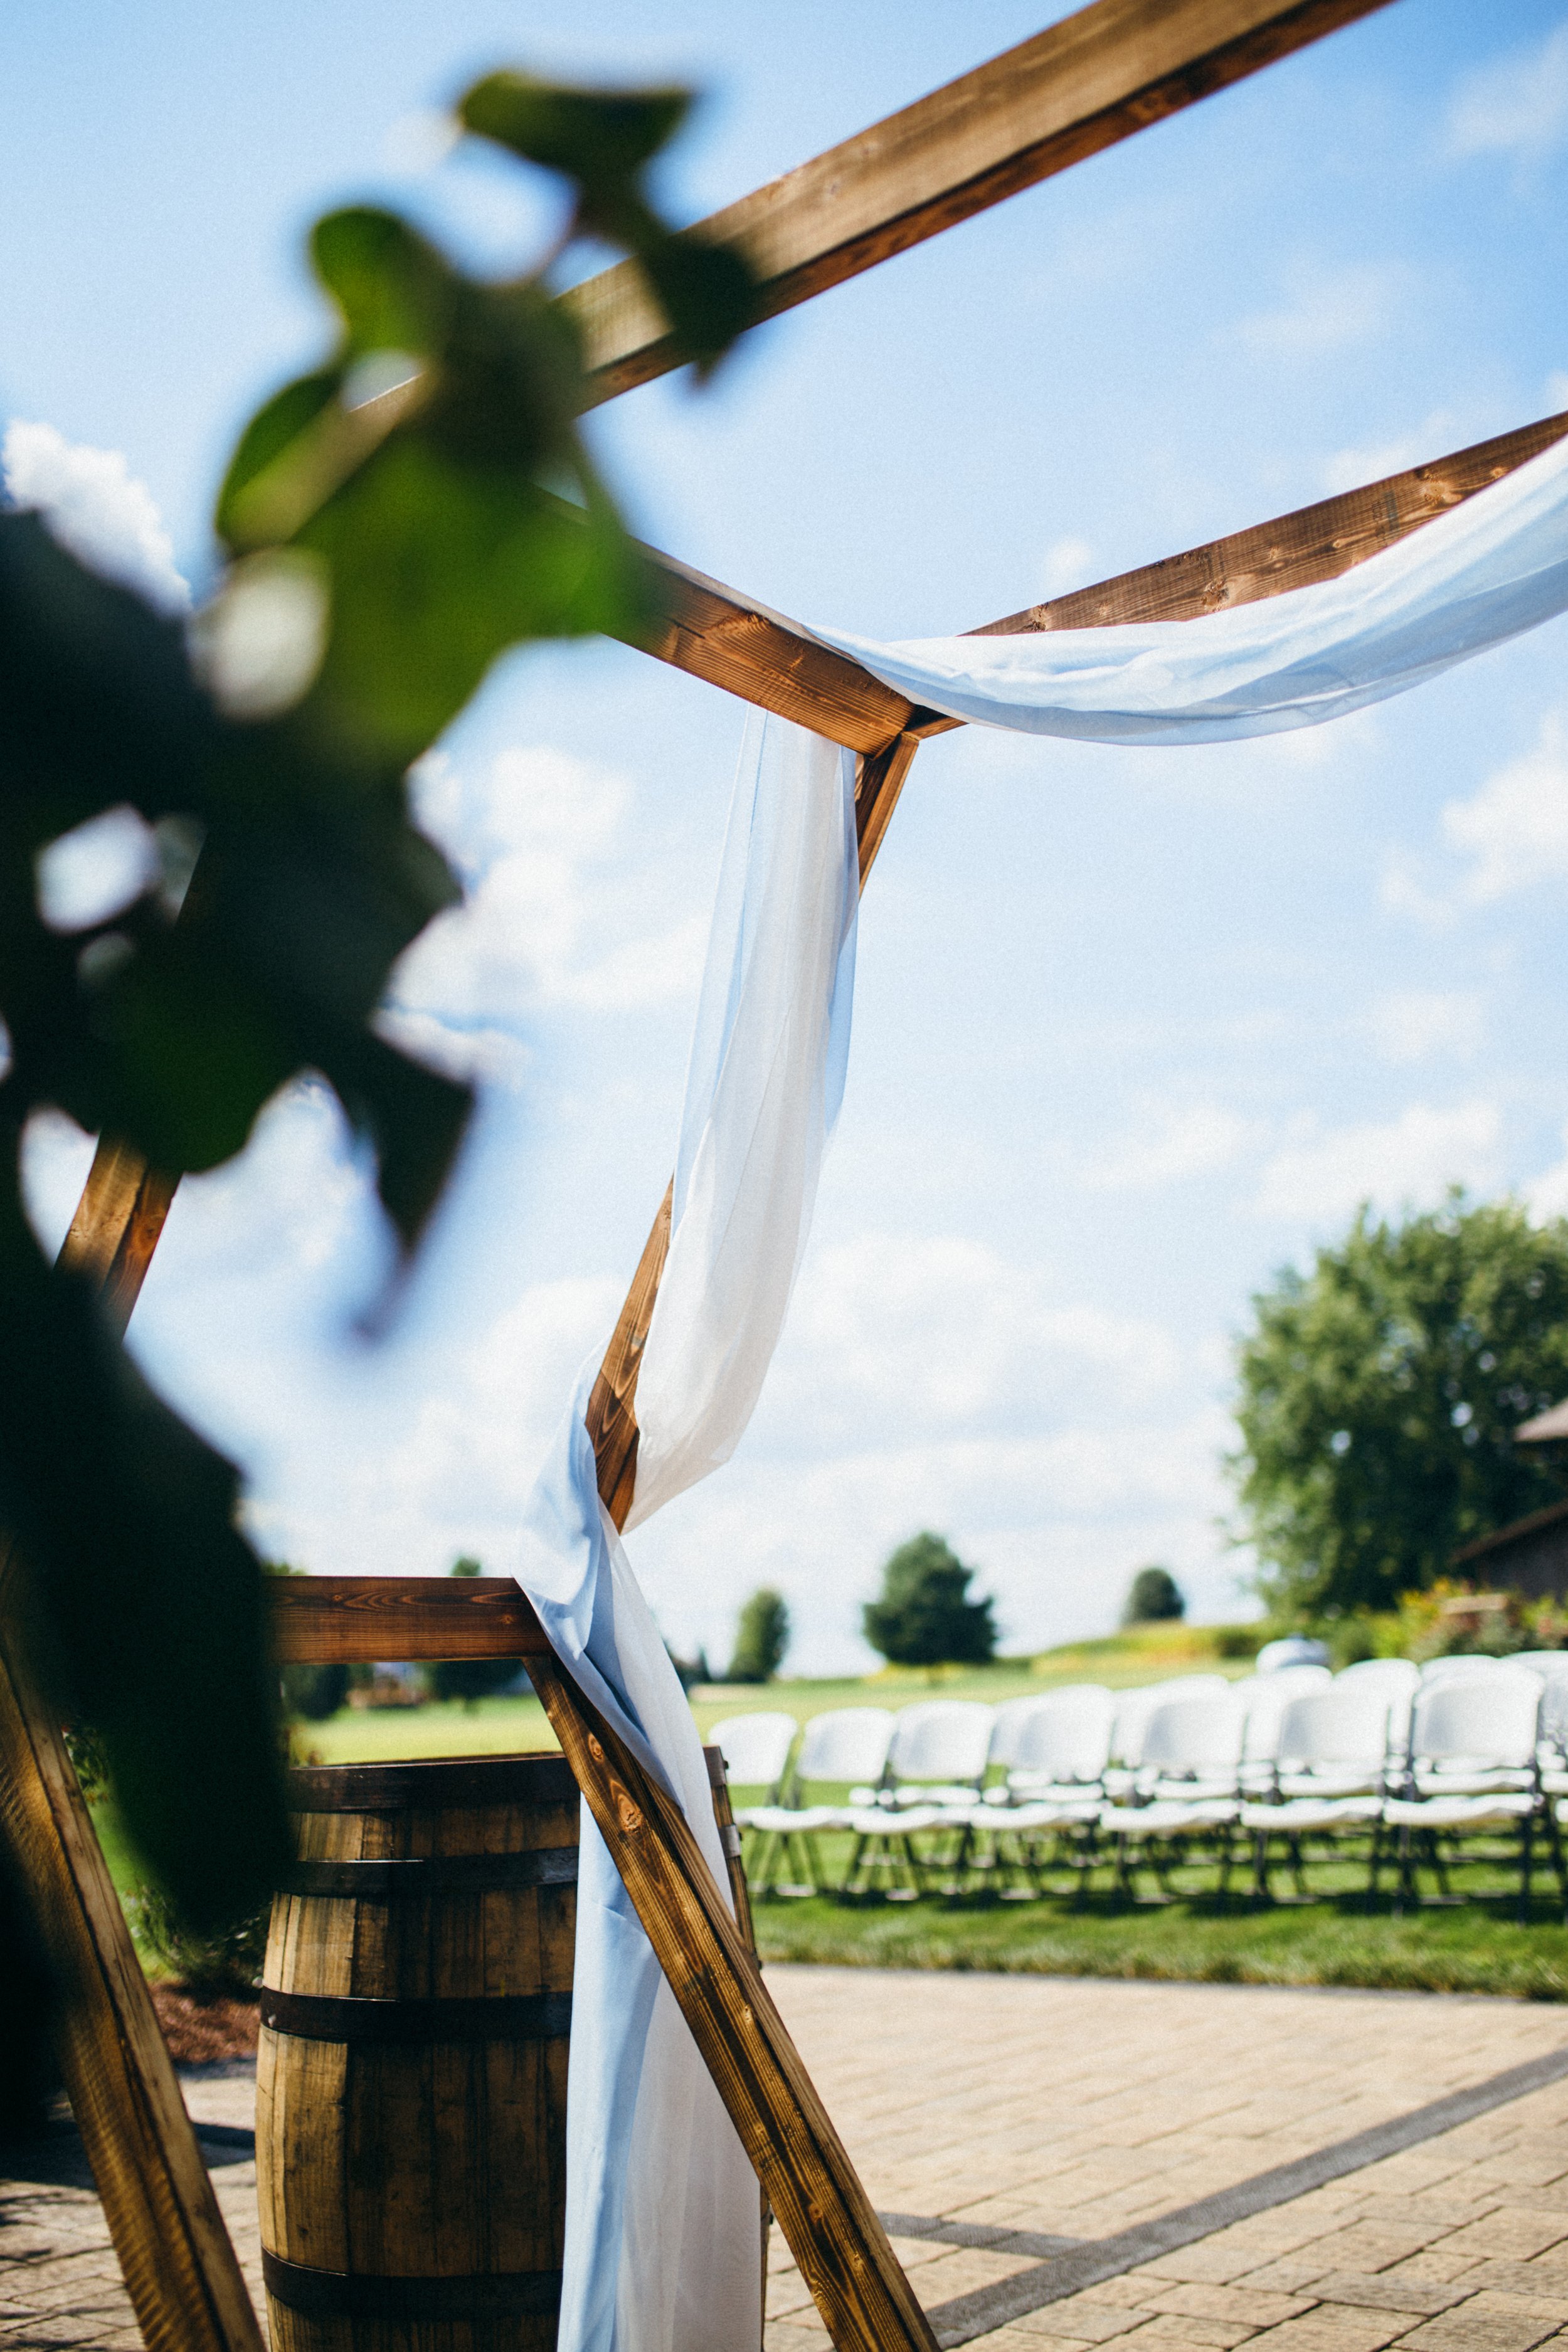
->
<box><xmin>150</xmin><ymin>1986</ymin><xmax>260</xmax><ymax>2065</ymax></box>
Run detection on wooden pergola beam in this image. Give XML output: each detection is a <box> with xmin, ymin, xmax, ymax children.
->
<box><xmin>618</xmin><ymin>405</ymin><xmax>1568</xmax><ymax>750</ymax></box>
<box><xmin>565</xmin><ymin>0</ymin><xmax>1396</xmax><ymax>404</ymax></box>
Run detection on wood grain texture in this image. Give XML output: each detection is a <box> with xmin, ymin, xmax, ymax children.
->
<box><xmin>525</xmin><ymin>1652</ymin><xmax>938</xmax><ymax>2352</ymax></box>
<box><xmin>270</xmin><ymin>1575</ymin><xmax>549</xmax><ymax>1665</ymax></box>
<box><xmin>585</xmin><ymin>1181</ymin><xmax>672</xmax><ymax>1533</ymax></box>
<box><xmin>0</xmin><ymin>1544</ymin><xmax>266</xmax><ymax>2352</ymax></box>
<box><xmin>564</xmin><ymin>0</ymin><xmax>1392</xmax><ymax>403</ymax></box>
<box><xmin>56</xmin><ymin>1136</ymin><xmax>178</xmax><ymax>1341</ymax></box>
<box><xmin>628</xmin><ymin>548</ymin><xmax>913</xmax><ymax>755</ymax></box>
<box><xmin>974</xmin><ymin>406</ymin><xmax>1568</xmax><ymax>639</ymax></box>
<box><xmin>702</xmin><ymin>1743</ymin><xmax>775</xmax><ymax>2317</ymax></box>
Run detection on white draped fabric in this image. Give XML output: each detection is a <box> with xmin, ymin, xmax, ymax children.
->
<box><xmin>509</xmin><ymin>429</ymin><xmax>1568</xmax><ymax>2352</ymax></box>
<box><xmin>514</xmin><ymin>717</ymin><xmax>858</xmax><ymax>2352</ymax></box>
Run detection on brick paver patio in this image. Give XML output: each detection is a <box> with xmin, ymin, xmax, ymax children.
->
<box><xmin>7</xmin><ymin>1971</ymin><xmax>1568</xmax><ymax>2351</ymax></box>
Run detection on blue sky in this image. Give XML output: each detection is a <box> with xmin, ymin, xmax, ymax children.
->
<box><xmin>5</xmin><ymin>1</ymin><xmax>1568</xmax><ymax>1671</ymax></box>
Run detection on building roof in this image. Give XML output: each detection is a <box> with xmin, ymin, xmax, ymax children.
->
<box><xmin>1451</xmin><ymin>1493</ymin><xmax>1568</xmax><ymax>1566</ymax></box>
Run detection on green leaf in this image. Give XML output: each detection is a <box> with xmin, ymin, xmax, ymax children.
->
<box><xmin>311</xmin><ymin>207</ymin><xmax>456</xmax><ymax>358</ymax></box>
<box><xmin>638</xmin><ymin>235</ymin><xmax>758</xmax><ymax>374</ymax></box>
<box><xmin>459</xmin><ymin>73</ymin><xmax>691</xmax><ymax>188</ymax></box>
<box><xmin>0</xmin><ymin>1179</ymin><xmax>290</xmax><ymax>1932</ymax></box>
<box><xmin>292</xmin><ymin>435</ymin><xmax>650</xmax><ymax>768</ymax></box>
<box><xmin>216</xmin><ymin>371</ymin><xmax>342</xmax><ymax>548</ymax></box>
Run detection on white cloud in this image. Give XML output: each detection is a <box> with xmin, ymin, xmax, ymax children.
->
<box><xmin>1321</xmin><ymin>409</ymin><xmax>1459</xmax><ymax>497</ymax></box>
<box><xmin>1365</xmin><ymin>988</ymin><xmax>1483</xmax><ymax>1066</ymax></box>
<box><xmin>1441</xmin><ymin>712</ymin><xmax>1568</xmax><ymax>903</ymax></box>
<box><xmin>20</xmin><ymin>1110</ymin><xmax>99</xmax><ymax>1258</ymax></box>
<box><xmin>1253</xmin><ymin>1099</ymin><xmax>1500</xmax><ymax>1224</ymax></box>
<box><xmin>1447</xmin><ymin>21</ymin><xmax>1568</xmax><ymax>162</ymax></box>
<box><xmin>1083</xmin><ymin>1102</ymin><xmax>1260</xmax><ymax>1191</ymax></box>
<box><xmin>2</xmin><ymin>420</ymin><xmax>188</xmax><ymax>613</ymax></box>
<box><xmin>1381</xmin><ymin>713</ymin><xmax>1568</xmax><ymax>921</ymax></box>
<box><xmin>770</xmin><ymin>1234</ymin><xmax>1182</xmax><ymax>1447</ymax></box>
<box><xmin>240</xmin><ymin>1226</ymin><xmax>1228</xmax><ymax>1671</ymax></box>
<box><xmin>1236</xmin><ymin>262</ymin><xmax>1407</xmax><ymax>361</ymax></box>
<box><xmin>390</xmin><ymin>744</ymin><xmax>706</xmax><ymax>1070</ymax></box>
<box><xmin>1039</xmin><ymin>535</ymin><xmax>1095</xmax><ymax>601</ymax></box>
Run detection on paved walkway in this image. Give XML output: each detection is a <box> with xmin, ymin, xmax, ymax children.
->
<box><xmin>7</xmin><ymin>1973</ymin><xmax>1568</xmax><ymax>2351</ymax></box>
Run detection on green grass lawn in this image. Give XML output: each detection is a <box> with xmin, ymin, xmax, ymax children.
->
<box><xmin>747</xmin><ymin>1883</ymin><xmax>1568</xmax><ymax>2000</ymax></box>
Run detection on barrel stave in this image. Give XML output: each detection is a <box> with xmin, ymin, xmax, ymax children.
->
<box><xmin>258</xmin><ymin>1757</ymin><xmax>575</xmax><ymax>2352</ymax></box>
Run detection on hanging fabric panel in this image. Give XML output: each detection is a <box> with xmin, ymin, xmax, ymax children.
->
<box><xmin>513</xmin><ymin>715</ymin><xmax>858</xmax><ymax>2352</ymax></box>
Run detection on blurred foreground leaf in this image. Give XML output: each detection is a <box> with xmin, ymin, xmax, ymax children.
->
<box><xmin>0</xmin><ymin>56</ymin><xmax>755</xmax><ymax>2067</ymax></box>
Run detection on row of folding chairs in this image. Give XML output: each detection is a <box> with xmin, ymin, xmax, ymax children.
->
<box><xmin>716</xmin><ymin>1653</ymin><xmax>1568</xmax><ymax>1914</ymax></box>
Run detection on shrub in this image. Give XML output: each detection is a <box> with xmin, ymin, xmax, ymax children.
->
<box><xmin>129</xmin><ymin>1879</ymin><xmax>270</xmax><ymax>1996</ymax></box>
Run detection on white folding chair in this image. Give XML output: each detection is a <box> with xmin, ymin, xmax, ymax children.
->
<box><xmin>710</xmin><ymin>1713</ymin><xmax>798</xmax><ymax>1808</ymax></box>
<box><xmin>1375</xmin><ymin>1675</ymin><xmax>1560</xmax><ymax>1920</ymax></box>
<box><xmin>1236</xmin><ymin>1667</ymin><xmax>1332</xmax><ymax>1792</ymax></box>
<box><xmin>961</xmin><ymin>1689</ymin><xmax>1113</xmax><ymax>1897</ymax></box>
<box><xmin>1239</xmin><ymin>1687</ymin><xmax>1391</xmax><ymax>1904</ymax></box>
<box><xmin>1418</xmin><ymin>1654</ymin><xmax>1513</xmax><ymax>1688</ymax></box>
<box><xmin>840</xmin><ymin>1701</ymin><xmax>995</xmax><ymax>1899</ymax></box>
<box><xmin>1104</xmin><ymin>1675</ymin><xmax>1230</xmax><ymax>1794</ymax></box>
<box><xmin>743</xmin><ymin>1707</ymin><xmax>893</xmax><ymax>1897</ymax></box>
<box><xmin>1000</xmin><ymin>1686</ymin><xmax>1115</xmax><ymax>1799</ymax></box>
<box><xmin>1255</xmin><ymin>1636</ymin><xmax>1331</xmax><ymax>1672</ymax></box>
<box><xmin>1098</xmin><ymin>1693</ymin><xmax>1246</xmax><ymax>1902</ymax></box>
<box><xmin>1336</xmin><ymin>1658</ymin><xmax>1418</xmax><ymax>1760</ymax></box>
<box><xmin>1512</xmin><ymin>1651</ymin><xmax>1568</xmax><ymax>1679</ymax></box>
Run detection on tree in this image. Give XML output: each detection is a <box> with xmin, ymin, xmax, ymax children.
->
<box><xmin>282</xmin><ymin>1661</ymin><xmax>350</xmax><ymax>1722</ymax></box>
<box><xmin>1123</xmin><ymin>1565</ymin><xmax>1185</xmax><ymax>1625</ymax></box>
<box><xmin>728</xmin><ymin>1587</ymin><xmax>790</xmax><ymax>1683</ymax></box>
<box><xmin>428</xmin><ymin>1558</ymin><xmax>524</xmax><ymax>1708</ymax></box>
<box><xmin>1231</xmin><ymin>1195</ymin><xmax>1568</xmax><ymax>1619</ymax></box>
<box><xmin>862</xmin><ymin>1534</ymin><xmax>997</xmax><ymax>1669</ymax></box>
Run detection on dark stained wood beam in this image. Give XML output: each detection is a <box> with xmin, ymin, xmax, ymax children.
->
<box><xmin>56</xmin><ymin>1136</ymin><xmax>178</xmax><ymax>1341</ymax></box>
<box><xmin>979</xmin><ymin>406</ymin><xmax>1568</xmax><ymax>635</ymax></box>
<box><xmin>268</xmin><ymin>1573</ymin><xmax>549</xmax><ymax>1663</ymax></box>
<box><xmin>524</xmin><ymin>1651</ymin><xmax>940</xmax><ymax>2352</ymax></box>
<box><xmin>564</xmin><ymin>0</ymin><xmax>1396</xmax><ymax>404</ymax></box>
<box><xmin>628</xmin><ymin>546</ymin><xmax>914</xmax><ymax>755</ymax></box>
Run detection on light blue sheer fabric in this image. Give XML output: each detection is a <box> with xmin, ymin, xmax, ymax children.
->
<box><xmin>513</xmin><ymin>719</ymin><xmax>858</xmax><ymax>2352</ymax></box>
<box><xmin>818</xmin><ymin>429</ymin><xmax>1568</xmax><ymax>743</ymax></box>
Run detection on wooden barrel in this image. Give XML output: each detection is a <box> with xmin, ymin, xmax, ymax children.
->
<box><xmin>256</xmin><ymin>1754</ymin><xmax>578</xmax><ymax>2352</ymax></box>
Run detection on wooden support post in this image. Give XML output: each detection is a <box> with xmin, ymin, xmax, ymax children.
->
<box><xmin>0</xmin><ymin>1150</ymin><xmax>263</xmax><ymax>2352</ymax></box>
<box><xmin>564</xmin><ymin>732</ymin><xmax>938</xmax><ymax>2352</ymax></box>
<box><xmin>56</xmin><ymin>1135</ymin><xmax>178</xmax><ymax>1339</ymax></box>
<box><xmin>526</xmin><ymin>1651</ymin><xmax>939</xmax><ymax>2352</ymax></box>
